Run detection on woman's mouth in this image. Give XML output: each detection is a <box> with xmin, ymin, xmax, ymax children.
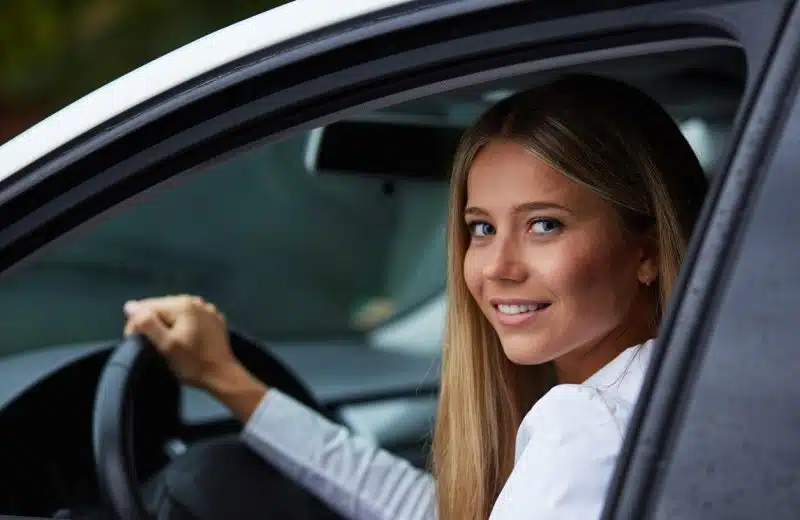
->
<box><xmin>491</xmin><ymin>300</ymin><xmax>551</xmax><ymax>327</ymax></box>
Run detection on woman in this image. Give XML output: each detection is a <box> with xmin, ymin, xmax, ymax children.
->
<box><xmin>123</xmin><ymin>73</ymin><xmax>708</xmax><ymax>520</ymax></box>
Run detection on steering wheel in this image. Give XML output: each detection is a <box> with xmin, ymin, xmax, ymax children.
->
<box><xmin>92</xmin><ymin>332</ymin><xmax>324</xmax><ymax>520</ymax></box>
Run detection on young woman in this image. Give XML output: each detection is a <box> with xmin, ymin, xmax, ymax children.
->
<box><xmin>123</xmin><ymin>73</ymin><xmax>708</xmax><ymax>520</ymax></box>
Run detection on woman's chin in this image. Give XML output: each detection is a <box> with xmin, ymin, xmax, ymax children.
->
<box><xmin>498</xmin><ymin>335</ymin><xmax>554</xmax><ymax>366</ymax></box>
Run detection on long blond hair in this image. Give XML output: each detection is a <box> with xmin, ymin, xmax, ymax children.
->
<box><xmin>431</xmin><ymin>74</ymin><xmax>708</xmax><ymax>520</ymax></box>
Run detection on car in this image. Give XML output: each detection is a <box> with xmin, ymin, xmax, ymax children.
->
<box><xmin>0</xmin><ymin>0</ymin><xmax>797</xmax><ymax>519</ymax></box>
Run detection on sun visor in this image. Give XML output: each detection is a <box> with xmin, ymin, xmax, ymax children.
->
<box><xmin>305</xmin><ymin>115</ymin><xmax>464</xmax><ymax>182</ymax></box>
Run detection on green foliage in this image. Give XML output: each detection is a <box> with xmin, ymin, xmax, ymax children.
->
<box><xmin>0</xmin><ymin>0</ymin><xmax>286</xmax><ymax>108</ymax></box>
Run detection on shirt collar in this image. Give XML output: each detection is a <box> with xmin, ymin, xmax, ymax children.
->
<box><xmin>583</xmin><ymin>338</ymin><xmax>656</xmax><ymax>392</ymax></box>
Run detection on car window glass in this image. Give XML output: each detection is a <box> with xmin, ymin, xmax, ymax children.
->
<box><xmin>0</xmin><ymin>135</ymin><xmax>448</xmax><ymax>356</ymax></box>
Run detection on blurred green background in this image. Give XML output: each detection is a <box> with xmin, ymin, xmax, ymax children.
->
<box><xmin>0</xmin><ymin>0</ymin><xmax>287</xmax><ymax>143</ymax></box>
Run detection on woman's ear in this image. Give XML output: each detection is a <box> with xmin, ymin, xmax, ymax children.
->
<box><xmin>637</xmin><ymin>228</ymin><xmax>659</xmax><ymax>287</ymax></box>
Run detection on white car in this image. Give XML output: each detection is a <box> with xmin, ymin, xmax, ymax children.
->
<box><xmin>0</xmin><ymin>1</ymin><xmax>795</xmax><ymax>519</ymax></box>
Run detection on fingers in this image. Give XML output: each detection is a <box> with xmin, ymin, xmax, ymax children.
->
<box><xmin>123</xmin><ymin>307</ymin><xmax>171</xmax><ymax>347</ymax></box>
<box><xmin>123</xmin><ymin>294</ymin><xmax>223</xmax><ymax>343</ymax></box>
<box><xmin>126</xmin><ymin>294</ymin><xmax>214</xmax><ymax>325</ymax></box>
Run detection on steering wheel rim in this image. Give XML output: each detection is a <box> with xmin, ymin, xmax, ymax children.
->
<box><xmin>93</xmin><ymin>331</ymin><xmax>325</xmax><ymax>520</ymax></box>
<box><xmin>92</xmin><ymin>334</ymin><xmax>154</xmax><ymax>520</ymax></box>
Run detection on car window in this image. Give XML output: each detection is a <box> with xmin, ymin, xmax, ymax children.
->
<box><xmin>0</xmin><ymin>130</ymin><xmax>449</xmax><ymax>357</ymax></box>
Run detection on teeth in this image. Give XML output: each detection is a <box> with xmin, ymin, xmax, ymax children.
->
<box><xmin>497</xmin><ymin>303</ymin><xmax>543</xmax><ymax>314</ymax></box>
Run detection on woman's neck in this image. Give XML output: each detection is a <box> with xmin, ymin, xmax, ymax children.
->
<box><xmin>554</xmin><ymin>324</ymin><xmax>655</xmax><ymax>385</ymax></box>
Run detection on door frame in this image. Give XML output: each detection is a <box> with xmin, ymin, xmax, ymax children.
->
<box><xmin>0</xmin><ymin>2</ymin><xmax>753</xmax><ymax>276</ymax></box>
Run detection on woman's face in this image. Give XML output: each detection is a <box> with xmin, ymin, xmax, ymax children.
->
<box><xmin>462</xmin><ymin>139</ymin><xmax>657</xmax><ymax>381</ymax></box>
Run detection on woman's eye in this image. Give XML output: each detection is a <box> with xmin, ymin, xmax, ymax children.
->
<box><xmin>529</xmin><ymin>218</ymin><xmax>563</xmax><ymax>235</ymax></box>
<box><xmin>468</xmin><ymin>221</ymin><xmax>495</xmax><ymax>237</ymax></box>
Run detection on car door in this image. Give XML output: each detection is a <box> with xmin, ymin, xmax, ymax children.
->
<box><xmin>606</xmin><ymin>1</ymin><xmax>800</xmax><ymax>519</ymax></box>
<box><xmin>0</xmin><ymin>0</ymin><xmax>789</xmax><ymax>519</ymax></box>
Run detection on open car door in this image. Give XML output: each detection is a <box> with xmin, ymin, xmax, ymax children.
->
<box><xmin>607</xmin><ymin>1</ymin><xmax>800</xmax><ymax>519</ymax></box>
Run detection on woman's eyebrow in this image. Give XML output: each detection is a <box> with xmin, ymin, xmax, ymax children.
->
<box><xmin>463</xmin><ymin>201</ymin><xmax>572</xmax><ymax>217</ymax></box>
<box><xmin>463</xmin><ymin>206</ymin><xmax>487</xmax><ymax>218</ymax></box>
<box><xmin>511</xmin><ymin>201</ymin><xmax>572</xmax><ymax>214</ymax></box>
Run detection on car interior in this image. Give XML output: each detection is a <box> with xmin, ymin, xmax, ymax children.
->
<box><xmin>0</xmin><ymin>44</ymin><xmax>745</xmax><ymax>519</ymax></box>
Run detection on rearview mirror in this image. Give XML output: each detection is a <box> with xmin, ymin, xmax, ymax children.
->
<box><xmin>305</xmin><ymin>116</ymin><xmax>464</xmax><ymax>182</ymax></box>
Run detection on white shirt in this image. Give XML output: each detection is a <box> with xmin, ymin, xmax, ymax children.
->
<box><xmin>242</xmin><ymin>339</ymin><xmax>654</xmax><ymax>520</ymax></box>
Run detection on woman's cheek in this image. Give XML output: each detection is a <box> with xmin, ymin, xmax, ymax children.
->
<box><xmin>531</xmin><ymin>236</ymin><xmax>601</xmax><ymax>295</ymax></box>
<box><xmin>462</xmin><ymin>246</ymin><xmax>482</xmax><ymax>298</ymax></box>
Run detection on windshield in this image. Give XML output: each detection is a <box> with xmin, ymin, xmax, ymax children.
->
<box><xmin>0</xmin><ymin>131</ymin><xmax>449</xmax><ymax>357</ymax></box>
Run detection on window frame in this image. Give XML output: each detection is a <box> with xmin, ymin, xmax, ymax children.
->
<box><xmin>0</xmin><ymin>1</ymin><xmax>748</xmax><ymax>273</ymax></box>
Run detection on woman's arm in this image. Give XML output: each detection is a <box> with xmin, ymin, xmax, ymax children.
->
<box><xmin>121</xmin><ymin>297</ymin><xmax>436</xmax><ymax>520</ymax></box>
<box><xmin>205</xmin><ymin>363</ymin><xmax>437</xmax><ymax>520</ymax></box>
<box><xmin>239</xmin><ymin>388</ymin><xmax>437</xmax><ymax>520</ymax></box>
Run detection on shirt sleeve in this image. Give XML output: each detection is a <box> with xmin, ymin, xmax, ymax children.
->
<box><xmin>489</xmin><ymin>385</ymin><xmax>626</xmax><ymax>520</ymax></box>
<box><xmin>241</xmin><ymin>388</ymin><xmax>437</xmax><ymax>520</ymax></box>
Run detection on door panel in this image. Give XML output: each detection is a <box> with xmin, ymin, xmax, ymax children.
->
<box><xmin>605</xmin><ymin>1</ymin><xmax>799</xmax><ymax>519</ymax></box>
<box><xmin>648</xmin><ymin>49</ymin><xmax>800</xmax><ymax>520</ymax></box>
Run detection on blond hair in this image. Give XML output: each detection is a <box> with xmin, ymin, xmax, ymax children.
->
<box><xmin>432</xmin><ymin>74</ymin><xmax>708</xmax><ymax>520</ymax></box>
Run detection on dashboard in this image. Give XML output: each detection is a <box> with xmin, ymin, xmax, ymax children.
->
<box><xmin>0</xmin><ymin>336</ymin><xmax>440</xmax><ymax>518</ymax></box>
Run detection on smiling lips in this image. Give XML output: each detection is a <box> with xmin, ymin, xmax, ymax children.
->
<box><xmin>490</xmin><ymin>299</ymin><xmax>551</xmax><ymax>327</ymax></box>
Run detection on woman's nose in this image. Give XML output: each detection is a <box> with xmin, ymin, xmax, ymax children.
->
<box><xmin>482</xmin><ymin>236</ymin><xmax>527</xmax><ymax>282</ymax></box>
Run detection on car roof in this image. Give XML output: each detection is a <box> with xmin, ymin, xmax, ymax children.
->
<box><xmin>0</xmin><ymin>0</ymin><xmax>412</xmax><ymax>184</ymax></box>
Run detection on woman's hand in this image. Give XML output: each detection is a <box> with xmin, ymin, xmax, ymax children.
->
<box><xmin>123</xmin><ymin>295</ymin><xmax>235</xmax><ymax>390</ymax></box>
<box><xmin>123</xmin><ymin>295</ymin><xmax>268</xmax><ymax>422</ymax></box>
